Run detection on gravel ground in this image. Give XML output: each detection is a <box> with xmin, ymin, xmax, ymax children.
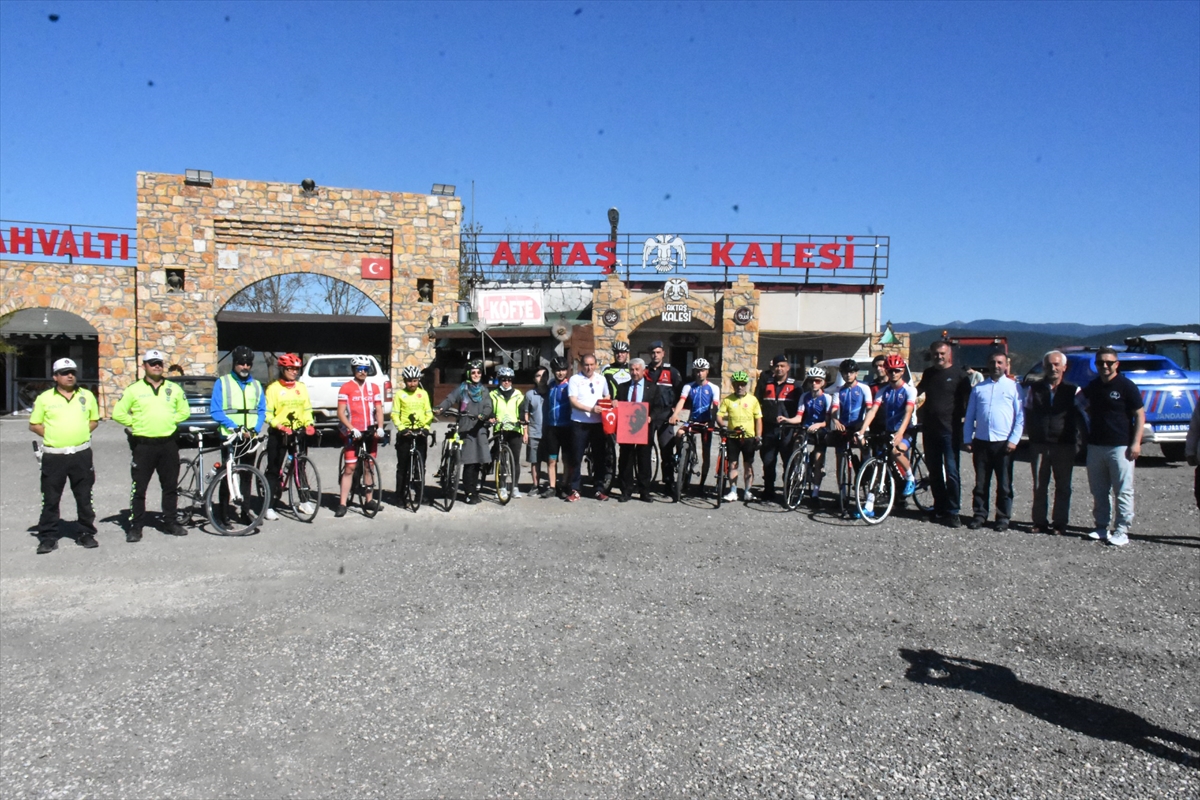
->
<box><xmin>2</xmin><ymin>419</ymin><xmax>1197</xmax><ymax>799</ymax></box>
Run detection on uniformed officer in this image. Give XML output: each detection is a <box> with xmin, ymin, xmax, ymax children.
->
<box><xmin>29</xmin><ymin>358</ymin><xmax>100</xmax><ymax>554</ymax></box>
<box><xmin>112</xmin><ymin>348</ymin><xmax>190</xmax><ymax>542</ymax></box>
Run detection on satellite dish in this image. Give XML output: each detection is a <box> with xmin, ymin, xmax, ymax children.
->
<box><xmin>551</xmin><ymin>317</ymin><xmax>573</xmax><ymax>343</ymax></box>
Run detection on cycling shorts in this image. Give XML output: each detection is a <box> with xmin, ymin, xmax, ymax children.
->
<box><xmin>540</xmin><ymin>425</ymin><xmax>574</xmax><ymax>463</ymax></box>
<box><xmin>342</xmin><ymin>431</ymin><xmax>378</xmax><ymax>465</ymax></box>
<box><xmin>725</xmin><ymin>437</ymin><xmax>758</xmax><ymax>462</ymax></box>
<box><xmin>827</xmin><ymin>425</ymin><xmax>862</xmax><ymax>449</ymax></box>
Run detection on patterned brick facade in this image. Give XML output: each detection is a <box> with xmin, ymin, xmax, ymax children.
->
<box><xmin>721</xmin><ymin>275</ymin><xmax>760</xmax><ymax>392</ymax></box>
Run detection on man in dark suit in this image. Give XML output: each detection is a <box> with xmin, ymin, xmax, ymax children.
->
<box><xmin>616</xmin><ymin>358</ymin><xmax>671</xmax><ymax>502</ymax></box>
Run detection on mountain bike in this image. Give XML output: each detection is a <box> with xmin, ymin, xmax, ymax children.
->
<box><xmin>338</xmin><ymin>425</ymin><xmax>386</xmax><ymax>518</ymax></box>
<box><xmin>491</xmin><ymin>423</ymin><xmax>520</xmax><ymax>505</ymax></box>
<box><xmin>396</xmin><ymin>417</ymin><xmax>432</xmax><ymax>513</ymax></box>
<box><xmin>178</xmin><ymin>428</ymin><xmax>269</xmax><ymax>535</ymax></box>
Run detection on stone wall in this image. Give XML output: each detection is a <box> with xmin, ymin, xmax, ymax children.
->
<box><xmin>721</xmin><ymin>276</ymin><xmax>760</xmax><ymax>392</ymax></box>
<box><xmin>869</xmin><ymin>331</ymin><xmax>911</xmax><ymax>362</ymax></box>
<box><xmin>0</xmin><ymin>260</ymin><xmax>136</xmax><ymax>413</ymax></box>
<box><xmin>592</xmin><ymin>274</ymin><xmax>631</xmax><ymax>355</ymax></box>
<box><xmin>136</xmin><ymin>172</ymin><xmax>461</xmax><ymax>381</ymax></box>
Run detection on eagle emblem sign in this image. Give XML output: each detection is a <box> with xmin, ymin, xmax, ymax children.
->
<box><xmin>661</xmin><ymin>278</ymin><xmax>692</xmax><ymax>323</ymax></box>
<box><xmin>642</xmin><ymin>235</ymin><xmax>686</xmax><ymax>273</ymax></box>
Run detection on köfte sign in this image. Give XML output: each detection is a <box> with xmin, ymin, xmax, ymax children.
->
<box><xmin>476</xmin><ymin>289</ymin><xmax>546</xmax><ymax>326</ymax></box>
<box><xmin>1</xmin><ymin>226</ymin><xmax>133</xmax><ymax>261</ymax></box>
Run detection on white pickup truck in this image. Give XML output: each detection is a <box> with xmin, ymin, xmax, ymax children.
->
<box><xmin>300</xmin><ymin>354</ymin><xmax>393</xmax><ymax>430</ymax></box>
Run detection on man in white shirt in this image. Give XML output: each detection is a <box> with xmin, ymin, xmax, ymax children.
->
<box><xmin>567</xmin><ymin>354</ymin><xmax>611</xmax><ymax>501</ymax></box>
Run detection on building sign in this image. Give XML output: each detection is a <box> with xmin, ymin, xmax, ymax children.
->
<box><xmin>361</xmin><ymin>257</ymin><xmax>390</xmax><ymax>280</ymax></box>
<box><xmin>489</xmin><ymin>241</ymin><xmax>617</xmax><ymax>269</ymax></box>
<box><xmin>0</xmin><ymin>225</ymin><xmax>132</xmax><ymax>261</ymax></box>
<box><xmin>662</xmin><ymin>279</ymin><xmax>691</xmax><ymax>323</ymax></box>
<box><xmin>217</xmin><ymin>250</ymin><xmax>239</xmax><ymax>270</ymax></box>
<box><xmin>642</xmin><ymin>235</ymin><xmax>686</xmax><ymax>273</ymax></box>
<box><xmin>733</xmin><ymin>307</ymin><xmax>753</xmax><ymax>325</ymax></box>
<box><xmin>601</xmin><ymin>309</ymin><xmax>620</xmax><ymax>328</ymax></box>
<box><xmin>476</xmin><ymin>288</ymin><xmax>546</xmax><ymax>326</ymax></box>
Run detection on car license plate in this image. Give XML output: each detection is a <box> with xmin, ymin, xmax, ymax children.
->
<box><xmin>191</xmin><ymin>406</ymin><xmax>206</xmax><ymax>414</ymax></box>
<box><xmin>1155</xmin><ymin>424</ymin><xmax>1187</xmax><ymax>432</ymax></box>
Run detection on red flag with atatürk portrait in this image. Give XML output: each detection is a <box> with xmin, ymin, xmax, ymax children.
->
<box><xmin>616</xmin><ymin>401</ymin><xmax>650</xmax><ymax>445</ymax></box>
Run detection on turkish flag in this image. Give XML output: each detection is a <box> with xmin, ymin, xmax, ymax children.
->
<box><xmin>361</xmin><ymin>257</ymin><xmax>390</xmax><ymax>280</ymax></box>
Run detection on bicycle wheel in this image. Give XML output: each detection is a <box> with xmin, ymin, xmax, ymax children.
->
<box><xmin>292</xmin><ymin>455</ymin><xmax>321</xmax><ymax>522</ymax></box>
<box><xmin>405</xmin><ymin>451</ymin><xmax>425</xmax><ymax>512</ymax></box>
<box><xmin>672</xmin><ymin>435</ymin><xmax>693</xmax><ymax>502</ymax></box>
<box><xmin>441</xmin><ymin>449</ymin><xmax>459</xmax><ymax>512</ymax></box>
<box><xmin>204</xmin><ymin>463</ymin><xmax>269</xmax><ymax>535</ymax></box>
<box><xmin>495</xmin><ymin>446</ymin><xmax>515</xmax><ymax>505</ymax></box>
<box><xmin>854</xmin><ymin>457</ymin><xmax>895</xmax><ymax>525</ymax></box>
<box><xmin>782</xmin><ymin>449</ymin><xmax>807</xmax><ymax>511</ymax></box>
<box><xmin>175</xmin><ymin>459</ymin><xmax>199</xmax><ymax>525</ymax></box>
<box><xmin>837</xmin><ymin>451</ymin><xmax>854</xmax><ymax>518</ymax></box>
<box><xmin>649</xmin><ymin>442</ymin><xmax>660</xmax><ymax>484</ymax></box>
<box><xmin>911</xmin><ymin>452</ymin><xmax>935</xmax><ymax>513</ymax></box>
<box><xmin>355</xmin><ymin>454</ymin><xmax>381</xmax><ymax>518</ymax></box>
<box><xmin>600</xmin><ymin>438</ymin><xmax>617</xmax><ymax>493</ymax></box>
<box><xmin>715</xmin><ymin>445</ymin><xmax>727</xmax><ymax>509</ymax></box>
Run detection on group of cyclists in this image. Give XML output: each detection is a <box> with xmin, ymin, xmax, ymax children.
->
<box><xmin>28</xmin><ymin>341</ymin><xmax>924</xmax><ymax>552</ymax></box>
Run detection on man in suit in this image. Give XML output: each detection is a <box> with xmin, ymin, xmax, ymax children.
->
<box><xmin>616</xmin><ymin>358</ymin><xmax>670</xmax><ymax>502</ymax></box>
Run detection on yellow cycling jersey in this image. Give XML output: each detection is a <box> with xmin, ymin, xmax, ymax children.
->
<box><xmin>718</xmin><ymin>394</ymin><xmax>762</xmax><ymax>436</ymax></box>
<box><xmin>391</xmin><ymin>387</ymin><xmax>434</xmax><ymax>430</ymax></box>
<box><xmin>265</xmin><ymin>380</ymin><xmax>314</xmax><ymax>428</ymax></box>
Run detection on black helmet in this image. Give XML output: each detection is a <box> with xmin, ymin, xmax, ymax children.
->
<box><xmin>466</xmin><ymin>359</ymin><xmax>484</xmax><ymax>372</ymax></box>
<box><xmin>550</xmin><ymin>357</ymin><xmax>568</xmax><ymax>371</ymax></box>
<box><xmin>231</xmin><ymin>345</ymin><xmax>254</xmax><ymax>365</ymax></box>
<box><xmin>839</xmin><ymin>358</ymin><xmax>859</xmax><ymax>373</ymax></box>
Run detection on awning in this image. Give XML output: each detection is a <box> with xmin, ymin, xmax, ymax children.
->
<box><xmin>0</xmin><ymin>308</ymin><xmax>98</xmax><ymax>338</ymax></box>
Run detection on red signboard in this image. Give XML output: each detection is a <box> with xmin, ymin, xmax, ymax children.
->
<box><xmin>616</xmin><ymin>401</ymin><xmax>651</xmax><ymax>445</ymax></box>
<box><xmin>361</xmin><ymin>257</ymin><xmax>390</xmax><ymax>280</ymax></box>
<box><xmin>477</xmin><ymin>289</ymin><xmax>545</xmax><ymax>326</ymax></box>
<box><xmin>0</xmin><ymin>226</ymin><xmax>131</xmax><ymax>260</ymax></box>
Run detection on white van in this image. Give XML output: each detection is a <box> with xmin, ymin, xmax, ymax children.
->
<box><xmin>300</xmin><ymin>355</ymin><xmax>393</xmax><ymax>429</ymax></box>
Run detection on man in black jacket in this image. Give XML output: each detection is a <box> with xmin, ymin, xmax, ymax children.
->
<box><xmin>916</xmin><ymin>341</ymin><xmax>973</xmax><ymax>527</ymax></box>
<box><xmin>755</xmin><ymin>355</ymin><xmax>799</xmax><ymax>499</ymax></box>
<box><xmin>616</xmin><ymin>358</ymin><xmax>670</xmax><ymax>502</ymax></box>
<box><xmin>1024</xmin><ymin>350</ymin><xmax>1080</xmax><ymax>534</ymax></box>
<box><xmin>645</xmin><ymin>341</ymin><xmax>683</xmax><ymax>489</ymax></box>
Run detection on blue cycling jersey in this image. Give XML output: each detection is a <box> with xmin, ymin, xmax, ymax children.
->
<box><xmin>799</xmin><ymin>391</ymin><xmax>835</xmax><ymax>426</ymax></box>
<box><xmin>685</xmin><ymin>381</ymin><xmax>717</xmax><ymax>423</ymax></box>
<box><xmin>545</xmin><ymin>380</ymin><xmax>573</xmax><ymax>427</ymax></box>
<box><xmin>875</xmin><ymin>383</ymin><xmax>917</xmax><ymax>433</ymax></box>
<box><xmin>837</xmin><ymin>382</ymin><xmax>872</xmax><ymax>426</ymax></box>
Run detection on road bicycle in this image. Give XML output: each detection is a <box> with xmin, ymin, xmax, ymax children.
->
<box><xmin>672</xmin><ymin>421</ymin><xmax>712</xmax><ymax>502</ymax></box>
<box><xmin>782</xmin><ymin>425</ymin><xmax>824</xmax><ymax>511</ymax></box>
<box><xmin>338</xmin><ymin>425</ymin><xmax>386</xmax><ymax>518</ymax></box>
<box><xmin>256</xmin><ymin>414</ymin><xmax>321</xmax><ymax>522</ymax></box>
<box><xmin>396</xmin><ymin>416</ymin><xmax>432</xmax><ymax>513</ymax></box>
<box><xmin>853</xmin><ymin>427</ymin><xmax>933</xmax><ymax>524</ymax></box>
<box><xmin>177</xmin><ymin>427</ymin><xmax>270</xmax><ymax>535</ymax></box>
<box><xmin>491</xmin><ymin>423</ymin><xmax>520</xmax><ymax>505</ymax></box>
<box><xmin>713</xmin><ymin>426</ymin><xmax>753</xmax><ymax>509</ymax></box>
<box><xmin>435</xmin><ymin>410</ymin><xmax>476</xmax><ymax>511</ymax></box>
<box><xmin>832</xmin><ymin>428</ymin><xmax>866</xmax><ymax>519</ymax></box>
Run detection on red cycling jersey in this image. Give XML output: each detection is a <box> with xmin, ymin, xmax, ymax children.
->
<box><xmin>338</xmin><ymin>379</ymin><xmax>382</xmax><ymax>431</ymax></box>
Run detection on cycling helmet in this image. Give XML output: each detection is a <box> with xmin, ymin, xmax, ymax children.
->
<box><xmin>350</xmin><ymin>355</ymin><xmax>372</xmax><ymax>369</ymax></box>
<box><xmin>839</xmin><ymin>358</ymin><xmax>859</xmax><ymax>374</ymax></box>
<box><xmin>613</xmin><ymin>341</ymin><xmax>630</xmax><ymax>353</ymax></box>
<box><xmin>693</xmin><ymin>358</ymin><xmax>710</xmax><ymax>371</ymax></box>
<box><xmin>884</xmin><ymin>354</ymin><xmax>907</xmax><ymax>371</ymax></box>
<box><xmin>550</xmin><ymin>357</ymin><xmax>568</xmax><ymax>371</ymax></box>
<box><xmin>277</xmin><ymin>353</ymin><xmax>302</xmax><ymax>369</ymax></box>
<box><xmin>466</xmin><ymin>359</ymin><xmax>484</xmax><ymax>372</ymax></box>
<box><xmin>231</xmin><ymin>345</ymin><xmax>254</xmax><ymax>365</ymax></box>
<box><xmin>400</xmin><ymin>365</ymin><xmax>422</xmax><ymax>380</ymax></box>
<box><xmin>496</xmin><ymin>366</ymin><xmax>515</xmax><ymax>380</ymax></box>
<box><xmin>805</xmin><ymin>366</ymin><xmax>827</xmax><ymax>381</ymax></box>
<box><xmin>730</xmin><ymin>370</ymin><xmax>750</xmax><ymax>384</ymax></box>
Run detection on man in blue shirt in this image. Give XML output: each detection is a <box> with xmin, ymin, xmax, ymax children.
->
<box><xmin>963</xmin><ymin>351</ymin><xmax>1024</xmax><ymax>531</ymax></box>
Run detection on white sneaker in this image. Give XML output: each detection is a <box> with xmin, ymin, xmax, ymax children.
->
<box><xmin>298</xmin><ymin>502</ymin><xmax>315</xmax><ymax>515</ymax></box>
<box><xmin>723</xmin><ymin>487</ymin><xmax>739</xmax><ymax>502</ymax></box>
<box><xmin>743</xmin><ymin>488</ymin><xmax>756</xmax><ymax>502</ymax></box>
<box><xmin>1088</xmin><ymin>529</ymin><xmax>1109</xmax><ymax>541</ymax></box>
<box><xmin>512</xmin><ymin>487</ymin><xmax>522</xmax><ymax>499</ymax></box>
<box><xmin>264</xmin><ymin>508</ymin><xmax>278</xmax><ymax>521</ymax></box>
<box><xmin>1106</xmin><ymin>531</ymin><xmax>1130</xmax><ymax>547</ymax></box>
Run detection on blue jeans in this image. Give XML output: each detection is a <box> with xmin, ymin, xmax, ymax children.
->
<box><xmin>923</xmin><ymin>428</ymin><xmax>961</xmax><ymax>517</ymax></box>
<box><xmin>1086</xmin><ymin>445</ymin><xmax>1135</xmax><ymax>534</ymax></box>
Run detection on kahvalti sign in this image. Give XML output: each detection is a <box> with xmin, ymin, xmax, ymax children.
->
<box><xmin>1</xmin><ymin>226</ymin><xmax>133</xmax><ymax>260</ymax></box>
<box><xmin>476</xmin><ymin>288</ymin><xmax>546</xmax><ymax>326</ymax></box>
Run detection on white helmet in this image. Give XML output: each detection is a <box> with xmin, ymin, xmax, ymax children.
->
<box><xmin>805</xmin><ymin>366</ymin><xmax>827</xmax><ymax>381</ymax></box>
<box><xmin>350</xmin><ymin>355</ymin><xmax>371</xmax><ymax>369</ymax></box>
<box><xmin>692</xmin><ymin>358</ymin><xmax>710</xmax><ymax>371</ymax></box>
<box><xmin>496</xmin><ymin>366</ymin><xmax>515</xmax><ymax>379</ymax></box>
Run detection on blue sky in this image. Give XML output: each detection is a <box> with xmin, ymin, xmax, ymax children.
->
<box><xmin>1</xmin><ymin>0</ymin><xmax>1197</xmax><ymax>325</ymax></box>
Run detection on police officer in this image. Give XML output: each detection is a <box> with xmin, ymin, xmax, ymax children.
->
<box><xmin>645</xmin><ymin>340</ymin><xmax>684</xmax><ymax>489</ymax></box>
<box><xmin>29</xmin><ymin>358</ymin><xmax>100</xmax><ymax>554</ymax></box>
<box><xmin>112</xmin><ymin>348</ymin><xmax>190</xmax><ymax>541</ymax></box>
<box><xmin>210</xmin><ymin>345</ymin><xmax>268</xmax><ymax>524</ymax></box>
<box><xmin>756</xmin><ymin>354</ymin><xmax>800</xmax><ymax>500</ymax></box>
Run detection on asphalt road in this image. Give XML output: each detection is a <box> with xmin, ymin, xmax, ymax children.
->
<box><xmin>2</xmin><ymin>419</ymin><xmax>1197</xmax><ymax>799</ymax></box>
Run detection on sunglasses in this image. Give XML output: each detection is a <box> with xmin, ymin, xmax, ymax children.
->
<box><xmin>1097</xmin><ymin>360</ymin><xmax>1118</xmax><ymax>367</ymax></box>
<box><xmin>145</xmin><ymin>360</ymin><xmax>164</xmax><ymax>367</ymax></box>
<box><xmin>235</xmin><ymin>361</ymin><xmax>253</xmax><ymax>367</ymax></box>
<box><xmin>56</xmin><ymin>370</ymin><xmax>77</xmax><ymax>376</ymax></box>
<box><xmin>887</xmin><ymin>368</ymin><xmax>904</xmax><ymax>374</ymax></box>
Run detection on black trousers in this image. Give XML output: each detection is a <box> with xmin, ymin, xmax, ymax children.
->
<box><xmin>923</xmin><ymin>427</ymin><xmax>963</xmax><ymax>517</ymax></box>
<box><xmin>971</xmin><ymin>439</ymin><xmax>1014</xmax><ymax>523</ymax></box>
<box><xmin>463</xmin><ymin>463</ymin><xmax>482</xmax><ymax>499</ymax></box>
<box><xmin>129</xmin><ymin>437</ymin><xmax>180</xmax><ymax>529</ymax></box>
<box><xmin>1029</xmin><ymin>442</ymin><xmax>1075</xmax><ymax>529</ymax></box>
<box><xmin>759</xmin><ymin>426</ymin><xmax>795</xmax><ymax>490</ymax></box>
<box><xmin>570</xmin><ymin>422</ymin><xmax>609</xmax><ymax>493</ymax></box>
<box><xmin>619</xmin><ymin>442</ymin><xmax>654</xmax><ymax>497</ymax></box>
<box><xmin>657</xmin><ymin>422</ymin><xmax>677</xmax><ymax>485</ymax></box>
<box><xmin>38</xmin><ymin>449</ymin><xmax>96</xmax><ymax>538</ymax></box>
<box><xmin>395</xmin><ymin>434</ymin><xmax>429</xmax><ymax>494</ymax></box>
